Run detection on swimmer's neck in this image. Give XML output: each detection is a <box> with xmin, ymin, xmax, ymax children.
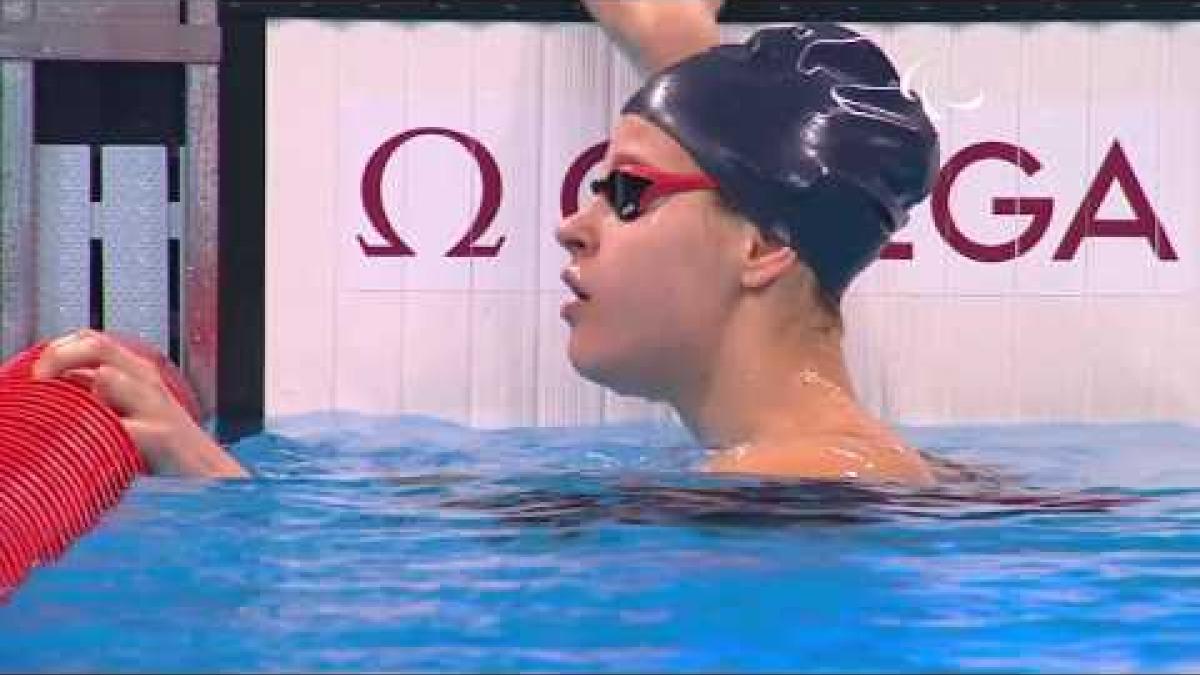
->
<box><xmin>663</xmin><ymin>319</ymin><xmax>934</xmax><ymax>484</ymax></box>
<box><xmin>670</xmin><ymin>326</ymin><xmax>861</xmax><ymax>452</ymax></box>
<box><xmin>672</xmin><ymin>347</ymin><xmax>931</xmax><ymax>484</ymax></box>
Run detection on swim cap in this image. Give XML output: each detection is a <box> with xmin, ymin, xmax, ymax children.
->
<box><xmin>622</xmin><ymin>24</ymin><xmax>940</xmax><ymax>300</ymax></box>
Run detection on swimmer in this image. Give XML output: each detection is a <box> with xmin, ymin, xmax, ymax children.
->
<box><xmin>31</xmin><ymin>2</ymin><xmax>941</xmax><ymax>486</ymax></box>
<box><xmin>565</xmin><ymin>1</ymin><xmax>940</xmax><ymax>485</ymax></box>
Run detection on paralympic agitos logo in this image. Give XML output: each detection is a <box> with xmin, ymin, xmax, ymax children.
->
<box><xmin>357</xmin><ymin>128</ymin><xmax>1179</xmax><ymax>264</ymax></box>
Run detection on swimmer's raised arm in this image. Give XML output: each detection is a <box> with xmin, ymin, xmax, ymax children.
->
<box><xmin>582</xmin><ymin>0</ymin><xmax>724</xmax><ymax>74</ymax></box>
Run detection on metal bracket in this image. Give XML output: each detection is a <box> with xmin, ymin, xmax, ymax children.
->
<box><xmin>0</xmin><ymin>20</ymin><xmax>220</xmax><ymax>63</ymax></box>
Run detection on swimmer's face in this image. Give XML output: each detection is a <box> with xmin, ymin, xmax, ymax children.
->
<box><xmin>556</xmin><ymin>115</ymin><xmax>747</xmax><ymax>400</ymax></box>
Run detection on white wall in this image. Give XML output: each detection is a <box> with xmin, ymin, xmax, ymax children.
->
<box><xmin>265</xmin><ymin>20</ymin><xmax>1200</xmax><ymax>427</ymax></box>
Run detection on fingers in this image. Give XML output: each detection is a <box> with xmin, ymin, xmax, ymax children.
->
<box><xmin>89</xmin><ymin>364</ymin><xmax>152</xmax><ymax>418</ymax></box>
<box><xmin>25</xmin><ymin>330</ymin><xmax>245</xmax><ymax>479</ymax></box>
<box><xmin>59</xmin><ymin>367</ymin><xmax>98</xmax><ymax>391</ymax></box>
<box><xmin>32</xmin><ymin>329</ymin><xmax>156</xmax><ymax>383</ymax></box>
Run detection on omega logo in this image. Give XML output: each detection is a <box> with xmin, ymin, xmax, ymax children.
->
<box><xmin>359</xmin><ymin>130</ymin><xmax>1179</xmax><ymax>264</ymax></box>
<box><xmin>358</xmin><ymin>127</ymin><xmax>505</xmax><ymax>258</ymax></box>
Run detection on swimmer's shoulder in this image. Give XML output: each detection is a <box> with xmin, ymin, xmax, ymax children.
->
<box><xmin>705</xmin><ymin>434</ymin><xmax>936</xmax><ymax>486</ymax></box>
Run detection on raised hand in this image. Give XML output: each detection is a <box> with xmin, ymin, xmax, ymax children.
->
<box><xmin>582</xmin><ymin>0</ymin><xmax>724</xmax><ymax>73</ymax></box>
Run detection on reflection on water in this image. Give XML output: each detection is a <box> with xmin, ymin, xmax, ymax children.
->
<box><xmin>441</xmin><ymin>476</ymin><xmax>1146</xmax><ymax>529</ymax></box>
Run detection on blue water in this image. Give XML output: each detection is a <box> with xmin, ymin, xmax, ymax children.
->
<box><xmin>2</xmin><ymin>416</ymin><xmax>1199</xmax><ymax>672</ymax></box>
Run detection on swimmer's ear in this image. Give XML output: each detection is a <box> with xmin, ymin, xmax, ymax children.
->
<box><xmin>740</xmin><ymin>227</ymin><xmax>797</xmax><ymax>290</ymax></box>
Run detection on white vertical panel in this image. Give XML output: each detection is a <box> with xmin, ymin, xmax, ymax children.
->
<box><xmin>1156</xmin><ymin>23</ymin><xmax>1200</xmax><ymax>294</ymax></box>
<box><xmin>1079</xmin><ymin>26</ymin><xmax>1181</xmax><ymax>421</ymax></box>
<box><xmin>1162</xmin><ymin>295</ymin><xmax>1200</xmax><ymax>420</ymax></box>
<box><xmin>332</xmin><ymin>21</ymin><xmax>410</xmax><ymax>416</ymax></box>
<box><xmin>870</xmin><ymin>297</ymin><xmax>955</xmax><ymax>425</ymax></box>
<box><xmin>332</xmin><ymin>295</ymin><xmax>405</xmax><ymax>415</ymax></box>
<box><xmin>333</xmin><ymin>22</ymin><xmax>475</xmax><ymax>420</ymax></box>
<box><xmin>937</xmin><ymin>297</ymin><xmax>1017</xmax><ymax>423</ymax></box>
<box><xmin>1085</xmin><ymin>298</ymin><xmax>1159</xmax><ymax>422</ymax></box>
<box><xmin>392</xmin><ymin>24</ymin><xmax>475</xmax><ymax>419</ymax></box>
<box><xmin>469</xmin><ymin>293</ymin><xmax>538</xmax><ymax>427</ymax></box>
<box><xmin>469</xmin><ymin>23</ymin><xmax>542</xmax><ymax>292</ymax></box>
<box><xmin>98</xmin><ymin>146</ymin><xmax>168</xmax><ymax>351</ymax></box>
<box><xmin>1156</xmin><ymin>23</ymin><xmax>1200</xmax><ymax>423</ymax></box>
<box><xmin>390</xmin><ymin>23</ymin><xmax>476</xmax><ymax>291</ymax></box>
<box><xmin>336</xmin><ymin>21</ymin><xmax>410</xmax><ymax>292</ymax></box>
<box><xmin>1014</xmin><ymin>23</ymin><xmax>1089</xmax><ymax>295</ymax></box>
<box><xmin>1008</xmin><ymin>23</ymin><xmax>1090</xmax><ymax>425</ymax></box>
<box><xmin>400</xmin><ymin>291</ymin><xmax>472</xmax><ymax>421</ymax></box>
<box><xmin>466</xmin><ymin>24</ymin><xmax>543</xmax><ymax>426</ymax></box>
<box><xmin>942</xmin><ymin>24</ymin><xmax>1023</xmax><ymax>295</ymax></box>
<box><xmin>938</xmin><ymin>26</ymin><xmax>1022</xmax><ymax>424</ymax></box>
<box><xmin>337</xmin><ymin>21</ymin><xmax>478</xmax><ymax>292</ymax></box>
<box><xmin>1012</xmin><ymin>298</ymin><xmax>1090</xmax><ymax>422</ymax></box>
<box><xmin>36</xmin><ymin>145</ymin><xmax>91</xmax><ymax>339</ymax></box>
<box><xmin>1084</xmin><ymin>23</ymin><xmax>1162</xmax><ymax>294</ymax></box>
<box><xmin>537</xmin><ymin>24</ymin><xmax>611</xmax><ymax>425</ymax></box>
<box><xmin>265</xmin><ymin>19</ymin><xmax>340</xmax><ymax>417</ymax></box>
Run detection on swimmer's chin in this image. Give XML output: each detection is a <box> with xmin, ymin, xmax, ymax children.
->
<box><xmin>566</xmin><ymin>350</ymin><xmax>669</xmax><ymax>402</ymax></box>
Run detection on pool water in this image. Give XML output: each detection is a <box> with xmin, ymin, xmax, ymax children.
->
<box><xmin>2</xmin><ymin>416</ymin><xmax>1198</xmax><ymax>672</ymax></box>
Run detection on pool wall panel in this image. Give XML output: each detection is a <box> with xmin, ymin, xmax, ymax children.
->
<box><xmin>263</xmin><ymin>19</ymin><xmax>1200</xmax><ymax>428</ymax></box>
<box><xmin>36</xmin><ymin>145</ymin><xmax>91</xmax><ymax>338</ymax></box>
<box><xmin>97</xmin><ymin>146</ymin><xmax>169</xmax><ymax>352</ymax></box>
<box><xmin>264</xmin><ymin>19</ymin><xmax>338</xmax><ymax>416</ymax></box>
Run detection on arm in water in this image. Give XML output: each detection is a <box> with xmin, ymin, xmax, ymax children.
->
<box><xmin>582</xmin><ymin>0</ymin><xmax>724</xmax><ymax>74</ymax></box>
<box><xmin>32</xmin><ymin>330</ymin><xmax>248</xmax><ymax>478</ymax></box>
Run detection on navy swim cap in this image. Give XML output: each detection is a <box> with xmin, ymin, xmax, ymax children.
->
<box><xmin>622</xmin><ymin>24</ymin><xmax>940</xmax><ymax>300</ymax></box>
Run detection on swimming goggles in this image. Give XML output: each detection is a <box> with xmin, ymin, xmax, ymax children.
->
<box><xmin>590</xmin><ymin>164</ymin><xmax>720</xmax><ymax>222</ymax></box>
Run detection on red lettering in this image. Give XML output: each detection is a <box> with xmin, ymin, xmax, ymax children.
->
<box><xmin>359</xmin><ymin>127</ymin><xmax>505</xmax><ymax>259</ymax></box>
<box><xmin>879</xmin><ymin>241</ymin><xmax>913</xmax><ymax>260</ymax></box>
<box><xmin>932</xmin><ymin>141</ymin><xmax>1054</xmax><ymax>263</ymax></box>
<box><xmin>360</xmin><ymin>131</ymin><xmax>418</xmax><ymax>257</ymax></box>
<box><xmin>561</xmin><ymin>141</ymin><xmax>608</xmax><ymax>217</ymax></box>
<box><xmin>1053</xmin><ymin>140</ymin><xmax>1178</xmax><ymax>261</ymax></box>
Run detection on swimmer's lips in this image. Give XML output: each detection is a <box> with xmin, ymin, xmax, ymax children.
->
<box><xmin>561</xmin><ymin>269</ymin><xmax>590</xmax><ymax>301</ymax></box>
<box><xmin>560</xmin><ymin>269</ymin><xmax>590</xmax><ymax>321</ymax></box>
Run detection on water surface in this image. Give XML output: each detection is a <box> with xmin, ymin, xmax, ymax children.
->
<box><xmin>3</xmin><ymin>416</ymin><xmax>1197</xmax><ymax>672</ymax></box>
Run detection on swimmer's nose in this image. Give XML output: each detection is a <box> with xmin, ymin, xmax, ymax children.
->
<box><xmin>555</xmin><ymin>207</ymin><xmax>598</xmax><ymax>259</ymax></box>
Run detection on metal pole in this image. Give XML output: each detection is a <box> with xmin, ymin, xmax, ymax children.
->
<box><xmin>0</xmin><ymin>0</ymin><xmax>35</xmax><ymax>358</ymax></box>
<box><xmin>184</xmin><ymin>0</ymin><xmax>220</xmax><ymax>420</ymax></box>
